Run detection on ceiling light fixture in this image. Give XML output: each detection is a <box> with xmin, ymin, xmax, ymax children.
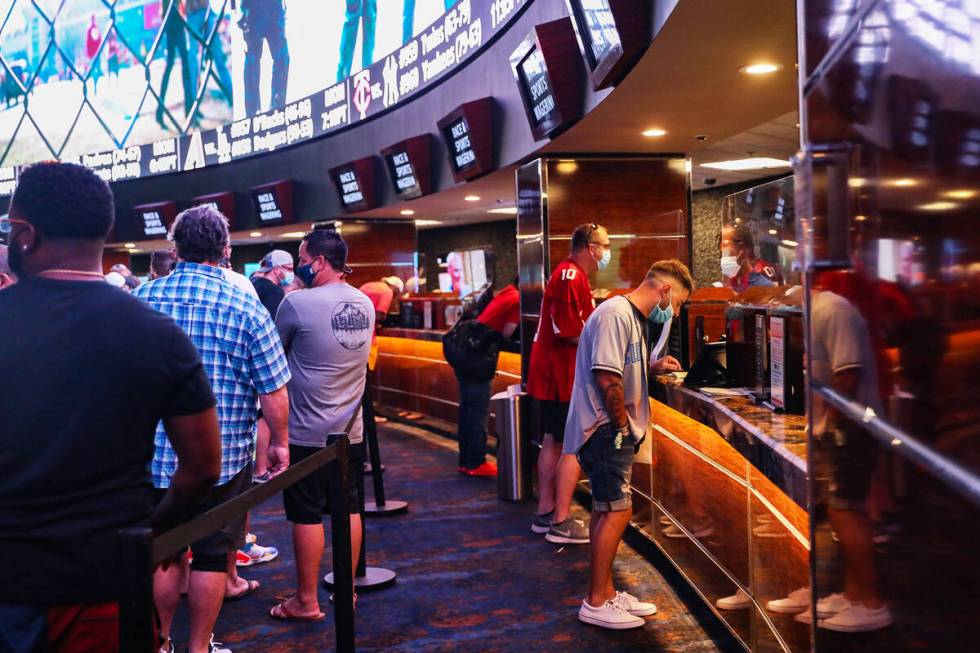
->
<box><xmin>250</xmin><ymin>231</ymin><xmax>262</xmax><ymax>237</ymax></box>
<box><xmin>415</xmin><ymin>219</ymin><xmax>441</xmax><ymax>226</ymax></box>
<box><xmin>701</xmin><ymin>157</ymin><xmax>791</xmax><ymax>171</ymax></box>
<box><xmin>781</xmin><ymin>239</ymin><xmax>798</xmax><ymax>248</ymax></box>
<box><xmin>848</xmin><ymin>177</ymin><xmax>867</xmax><ymax>188</ymax></box>
<box><xmin>642</xmin><ymin>128</ymin><xmax>667</xmax><ymax>137</ymax></box>
<box><xmin>920</xmin><ymin>201</ymin><xmax>958</xmax><ymax>211</ymax></box>
<box><xmin>739</xmin><ymin>63</ymin><xmax>783</xmax><ymax>75</ymax></box>
<box><xmin>464</xmin><ymin>195</ymin><xmax>480</xmax><ymax>202</ymax></box>
<box><xmin>400</xmin><ymin>209</ymin><xmax>415</xmax><ymax>216</ymax></box>
<box><xmin>487</xmin><ymin>207</ymin><xmax>518</xmax><ymax>215</ymax></box>
<box><xmin>281</xmin><ymin>231</ymin><xmax>307</xmax><ymax>238</ymax></box>
<box><xmin>942</xmin><ymin>189</ymin><xmax>977</xmax><ymax>200</ymax></box>
<box><xmin>887</xmin><ymin>178</ymin><xmax>918</xmax><ymax>187</ymax></box>
<box><xmin>556</xmin><ymin>160</ymin><xmax>578</xmax><ymax>174</ymax></box>
<box><xmin>124</xmin><ymin>243</ymin><xmax>136</xmax><ymax>248</ymax></box>
<box><xmin>768</xmin><ymin>229</ymin><xmax>779</xmax><ymax>235</ymax></box>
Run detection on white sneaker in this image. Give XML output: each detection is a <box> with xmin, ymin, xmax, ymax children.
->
<box><xmin>819</xmin><ymin>604</ymin><xmax>892</xmax><ymax>632</ymax></box>
<box><xmin>716</xmin><ymin>589</ymin><xmax>751</xmax><ymax>610</ymax></box>
<box><xmin>578</xmin><ymin>598</ymin><xmax>645</xmax><ymax>630</ymax></box>
<box><xmin>767</xmin><ymin>587</ymin><xmax>810</xmax><ymax>614</ymax></box>
<box><xmin>207</xmin><ymin>633</ymin><xmax>231</xmax><ymax>653</ymax></box>
<box><xmin>614</xmin><ymin>591</ymin><xmax>657</xmax><ymax>616</ymax></box>
<box><xmin>814</xmin><ymin>592</ymin><xmax>852</xmax><ymax>618</ymax></box>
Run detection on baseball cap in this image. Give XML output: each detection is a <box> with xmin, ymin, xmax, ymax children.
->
<box><xmin>105</xmin><ymin>271</ymin><xmax>127</xmax><ymax>288</ymax></box>
<box><xmin>383</xmin><ymin>275</ymin><xmax>404</xmax><ymax>294</ymax></box>
<box><xmin>260</xmin><ymin>249</ymin><xmax>294</xmax><ymax>270</ymax></box>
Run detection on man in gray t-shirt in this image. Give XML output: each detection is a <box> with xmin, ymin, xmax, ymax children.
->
<box><xmin>568</xmin><ymin>260</ymin><xmax>692</xmax><ymax>631</ymax></box>
<box><xmin>272</xmin><ymin>228</ymin><xmax>374</xmax><ymax>622</ymax></box>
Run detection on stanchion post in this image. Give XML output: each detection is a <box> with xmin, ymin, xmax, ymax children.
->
<box><xmin>118</xmin><ymin>527</ymin><xmax>155</xmax><ymax>653</ymax></box>
<box><xmin>328</xmin><ymin>435</ymin><xmax>356</xmax><ymax>653</ymax></box>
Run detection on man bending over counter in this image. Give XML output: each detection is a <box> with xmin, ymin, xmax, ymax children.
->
<box><xmin>566</xmin><ymin>259</ymin><xmax>692</xmax><ymax>630</ymax></box>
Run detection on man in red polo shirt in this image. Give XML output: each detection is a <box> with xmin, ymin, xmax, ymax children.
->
<box><xmin>451</xmin><ymin>278</ymin><xmax>521</xmax><ymax>476</ymax></box>
<box><xmin>528</xmin><ymin>223</ymin><xmax>610</xmax><ymax>544</ymax></box>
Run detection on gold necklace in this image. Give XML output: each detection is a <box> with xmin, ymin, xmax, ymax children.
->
<box><xmin>37</xmin><ymin>269</ymin><xmax>106</xmax><ymax>279</ymax></box>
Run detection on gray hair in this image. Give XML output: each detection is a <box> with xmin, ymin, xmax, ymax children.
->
<box><xmin>169</xmin><ymin>205</ymin><xmax>229</xmax><ymax>264</ymax></box>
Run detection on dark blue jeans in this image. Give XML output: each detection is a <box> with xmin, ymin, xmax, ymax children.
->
<box><xmin>457</xmin><ymin>375</ymin><xmax>492</xmax><ymax>469</ymax></box>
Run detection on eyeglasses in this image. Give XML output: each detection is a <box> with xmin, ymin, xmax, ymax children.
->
<box><xmin>0</xmin><ymin>216</ymin><xmax>29</xmax><ymax>234</ymax></box>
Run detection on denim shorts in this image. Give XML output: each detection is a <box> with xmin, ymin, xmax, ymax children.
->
<box><xmin>576</xmin><ymin>423</ymin><xmax>635</xmax><ymax>512</ymax></box>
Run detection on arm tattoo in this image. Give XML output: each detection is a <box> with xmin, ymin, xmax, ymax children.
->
<box><xmin>595</xmin><ymin>371</ymin><xmax>629</xmax><ymax>430</ymax></box>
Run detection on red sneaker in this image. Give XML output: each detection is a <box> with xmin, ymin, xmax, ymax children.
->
<box><xmin>461</xmin><ymin>461</ymin><xmax>498</xmax><ymax>477</ymax></box>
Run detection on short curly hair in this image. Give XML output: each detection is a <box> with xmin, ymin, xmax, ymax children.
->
<box><xmin>169</xmin><ymin>205</ymin><xmax>229</xmax><ymax>264</ymax></box>
<box><xmin>11</xmin><ymin>161</ymin><xmax>114</xmax><ymax>240</ymax></box>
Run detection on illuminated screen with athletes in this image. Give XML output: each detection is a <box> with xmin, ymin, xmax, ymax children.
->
<box><xmin>0</xmin><ymin>0</ymin><xmax>525</xmax><ymax>178</ymax></box>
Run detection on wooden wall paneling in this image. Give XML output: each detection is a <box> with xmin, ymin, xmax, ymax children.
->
<box><xmin>340</xmin><ymin>219</ymin><xmax>417</xmax><ymax>286</ymax></box>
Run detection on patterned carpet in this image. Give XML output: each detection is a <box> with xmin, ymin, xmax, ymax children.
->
<box><xmin>170</xmin><ymin>421</ymin><xmax>731</xmax><ymax>652</ymax></box>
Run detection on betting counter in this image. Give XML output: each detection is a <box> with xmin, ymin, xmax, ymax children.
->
<box><xmin>371</xmin><ymin>328</ymin><xmax>522</xmax><ymax>429</ymax></box>
<box><xmin>637</xmin><ymin>376</ymin><xmax>810</xmax><ymax>653</ymax></box>
<box><xmin>372</xmin><ymin>327</ymin><xmax>809</xmax><ymax>652</ymax></box>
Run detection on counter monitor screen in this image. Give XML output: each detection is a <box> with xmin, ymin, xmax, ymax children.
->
<box><xmin>570</xmin><ymin>0</ymin><xmax>621</xmax><ymax>70</ymax></box>
<box><xmin>385</xmin><ymin>149</ymin><xmax>422</xmax><ymax>199</ymax></box>
<box><xmin>443</xmin><ymin>117</ymin><xmax>477</xmax><ymax>174</ymax></box>
<box><xmin>517</xmin><ymin>47</ymin><xmax>557</xmax><ymax>127</ymax></box>
<box><xmin>252</xmin><ymin>188</ymin><xmax>286</xmax><ymax>223</ymax></box>
<box><xmin>332</xmin><ymin>167</ymin><xmax>365</xmax><ymax>208</ymax></box>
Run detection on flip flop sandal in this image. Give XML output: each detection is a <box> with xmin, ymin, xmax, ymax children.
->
<box><xmin>269</xmin><ymin>601</ymin><xmax>326</xmax><ymax>622</ymax></box>
<box><xmin>225</xmin><ymin>578</ymin><xmax>260</xmax><ymax>602</ymax></box>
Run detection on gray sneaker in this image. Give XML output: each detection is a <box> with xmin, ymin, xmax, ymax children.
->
<box><xmin>531</xmin><ymin>511</ymin><xmax>554</xmax><ymax>534</ymax></box>
<box><xmin>545</xmin><ymin>517</ymin><xmax>590</xmax><ymax>544</ymax></box>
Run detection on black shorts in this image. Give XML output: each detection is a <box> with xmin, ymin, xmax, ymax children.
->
<box><xmin>152</xmin><ymin>463</ymin><xmax>252</xmax><ymax>572</ymax></box>
<box><xmin>283</xmin><ymin>442</ymin><xmax>365</xmax><ymax>525</ymax></box>
<box><xmin>824</xmin><ymin>422</ymin><xmax>878</xmax><ymax>510</ymax></box>
<box><xmin>540</xmin><ymin>400</ymin><xmax>570</xmax><ymax>443</ymax></box>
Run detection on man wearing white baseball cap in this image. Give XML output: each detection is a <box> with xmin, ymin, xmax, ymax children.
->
<box><xmin>251</xmin><ymin>249</ymin><xmax>295</xmax><ymax>319</ymax></box>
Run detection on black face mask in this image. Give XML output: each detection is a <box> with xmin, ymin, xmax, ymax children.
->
<box><xmin>295</xmin><ymin>259</ymin><xmax>320</xmax><ymax>287</ymax></box>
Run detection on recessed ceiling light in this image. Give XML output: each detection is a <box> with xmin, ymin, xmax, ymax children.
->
<box><xmin>281</xmin><ymin>231</ymin><xmax>307</xmax><ymax>238</ymax></box>
<box><xmin>642</xmin><ymin>128</ymin><xmax>667</xmax><ymax>137</ymax></box>
<box><xmin>464</xmin><ymin>195</ymin><xmax>480</xmax><ymax>202</ymax></box>
<box><xmin>920</xmin><ymin>201</ymin><xmax>958</xmax><ymax>211</ymax></box>
<box><xmin>887</xmin><ymin>178</ymin><xmax>918</xmax><ymax>187</ymax></box>
<box><xmin>854</xmin><ymin>214</ymin><xmax>868</xmax><ymax>222</ymax></box>
<box><xmin>556</xmin><ymin>160</ymin><xmax>578</xmax><ymax>174</ymax></box>
<box><xmin>415</xmin><ymin>219</ymin><xmax>441</xmax><ymax>226</ymax></box>
<box><xmin>400</xmin><ymin>209</ymin><xmax>415</xmax><ymax>216</ymax></box>
<box><xmin>943</xmin><ymin>189</ymin><xmax>977</xmax><ymax>200</ymax></box>
<box><xmin>250</xmin><ymin>231</ymin><xmax>262</xmax><ymax>237</ymax></box>
<box><xmin>768</xmin><ymin>229</ymin><xmax>778</xmax><ymax>235</ymax></box>
<box><xmin>848</xmin><ymin>177</ymin><xmax>867</xmax><ymax>188</ymax></box>
<box><xmin>739</xmin><ymin>63</ymin><xmax>783</xmax><ymax>75</ymax></box>
<box><xmin>701</xmin><ymin>157</ymin><xmax>791</xmax><ymax>171</ymax></box>
<box><xmin>124</xmin><ymin>242</ymin><xmax>136</xmax><ymax>248</ymax></box>
<box><xmin>488</xmin><ymin>207</ymin><xmax>518</xmax><ymax>215</ymax></box>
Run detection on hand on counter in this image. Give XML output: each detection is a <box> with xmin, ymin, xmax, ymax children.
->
<box><xmin>651</xmin><ymin>355</ymin><xmax>682</xmax><ymax>374</ymax></box>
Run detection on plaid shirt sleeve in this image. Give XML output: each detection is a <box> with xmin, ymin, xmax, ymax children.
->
<box><xmin>247</xmin><ymin>306</ymin><xmax>291</xmax><ymax>394</ymax></box>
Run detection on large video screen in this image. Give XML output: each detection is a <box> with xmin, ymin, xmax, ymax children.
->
<box><xmin>0</xmin><ymin>0</ymin><xmax>526</xmax><ymax>181</ymax></box>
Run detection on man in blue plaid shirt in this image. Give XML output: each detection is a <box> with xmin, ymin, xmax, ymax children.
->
<box><xmin>134</xmin><ymin>205</ymin><xmax>291</xmax><ymax>653</ymax></box>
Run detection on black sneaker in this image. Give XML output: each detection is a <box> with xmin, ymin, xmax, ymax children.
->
<box><xmin>545</xmin><ymin>517</ymin><xmax>590</xmax><ymax>544</ymax></box>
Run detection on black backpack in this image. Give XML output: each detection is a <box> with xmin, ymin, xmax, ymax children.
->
<box><xmin>442</xmin><ymin>318</ymin><xmax>502</xmax><ymax>381</ymax></box>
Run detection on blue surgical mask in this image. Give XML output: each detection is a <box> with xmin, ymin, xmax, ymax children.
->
<box><xmin>280</xmin><ymin>271</ymin><xmax>295</xmax><ymax>286</ymax></box>
<box><xmin>649</xmin><ymin>290</ymin><xmax>673</xmax><ymax>323</ymax></box>
<box><xmin>295</xmin><ymin>262</ymin><xmax>317</xmax><ymax>287</ymax></box>
<box><xmin>597</xmin><ymin>247</ymin><xmax>612</xmax><ymax>270</ymax></box>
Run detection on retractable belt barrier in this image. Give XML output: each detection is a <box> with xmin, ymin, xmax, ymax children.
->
<box><xmin>118</xmin><ymin>412</ymin><xmax>361</xmax><ymax>653</ymax></box>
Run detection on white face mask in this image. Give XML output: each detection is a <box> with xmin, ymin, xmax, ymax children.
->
<box><xmin>721</xmin><ymin>256</ymin><xmax>741</xmax><ymax>278</ymax></box>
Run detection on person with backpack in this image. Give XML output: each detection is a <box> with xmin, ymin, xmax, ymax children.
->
<box><xmin>444</xmin><ymin>278</ymin><xmax>520</xmax><ymax>476</ymax></box>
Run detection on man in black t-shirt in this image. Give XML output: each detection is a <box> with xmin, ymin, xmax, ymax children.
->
<box><xmin>251</xmin><ymin>249</ymin><xmax>294</xmax><ymax>318</ymax></box>
<box><xmin>0</xmin><ymin>162</ymin><xmax>221</xmax><ymax>653</ymax></box>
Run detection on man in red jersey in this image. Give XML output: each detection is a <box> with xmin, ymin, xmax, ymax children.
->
<box><xmin>528</xmin><ymin>223</ymin><xmax>610</xmax><ymax>544</ymax></box>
